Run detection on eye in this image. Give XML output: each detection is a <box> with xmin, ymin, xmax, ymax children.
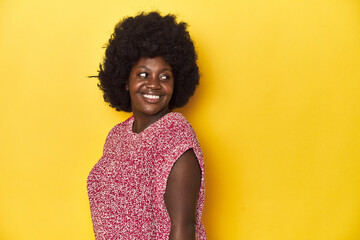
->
<box><xmin>138</xmin><ymin>72</ymin><xmax>148</xmax><ymax>78</ymax></box>
<box><xmin>159</xmin><ymin>74</ymin><xmax>172</xmax><ymax>81</ymax></box>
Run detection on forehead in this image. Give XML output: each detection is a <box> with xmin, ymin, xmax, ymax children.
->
<box><xmin>133</xmin><ymin>56</ymin><xmax>172</xmax><ymax>70</ymax></box>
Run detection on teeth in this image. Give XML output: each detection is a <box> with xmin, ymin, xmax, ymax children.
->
<box><xmin>143</xmin><ymin>94</ymin><xmax>160</xmax><ymax>99</ymax></box>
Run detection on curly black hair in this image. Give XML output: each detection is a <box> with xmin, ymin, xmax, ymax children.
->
<box><xmin>96</xmin><ymin>11</ymin><xmax>200</xmax><ymax>112</ymax></box>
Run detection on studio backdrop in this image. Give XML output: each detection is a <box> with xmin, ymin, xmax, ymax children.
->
<box><xmin>1</xmin><ymin>0</ymin><xmax>359</xmax><ymax>239</ymax></box>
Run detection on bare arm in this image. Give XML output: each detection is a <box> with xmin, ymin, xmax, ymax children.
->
<box><xmin>164</xmin><ymin>149</ymin><xmax>202</xmax><ymax>240</ymax></box>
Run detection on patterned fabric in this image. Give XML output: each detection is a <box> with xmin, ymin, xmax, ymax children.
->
<box><xmin>87</xmin><ymin>112</ymin><xmax>206</xmax><ymax>239</ymax></box>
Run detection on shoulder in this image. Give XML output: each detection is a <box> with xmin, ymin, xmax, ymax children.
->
<box><xmin>106</xmin><ymin>116</ymin><xmax>133</xmax><ymax>139</ymax></box>
<box><xmin>161</xmin><ymin>112</ymin><xmax>194</xmax><ymax>133</ymax></box>
<box><xmin>157</xmin><ymin>112</ymin><xmax>196</xmax><ymax>140</ymax></box>
<box><xmin>154</xmin><ymin>112</ymin><xmax>199</xmax><ymax>151</ymax></box>
<box><xmin>102</xmin><ymin>116</ymin><xmax>133</xmax><ymax>153</ymax></box>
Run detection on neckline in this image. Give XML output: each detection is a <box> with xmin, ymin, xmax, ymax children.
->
<box><xmin>128</xmin><ymin>112</ymin><xmax>178</xmax><ymax>135</ymax></box>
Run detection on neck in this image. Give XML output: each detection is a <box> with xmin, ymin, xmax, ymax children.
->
<box><xmin>132</xmin><ymin>108</ymin><xmax>171</xmax><ymax>133</ymax></box>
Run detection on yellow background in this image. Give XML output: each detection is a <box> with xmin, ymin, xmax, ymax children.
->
<box><xmin>1</xmin><ymin>0</ymin><xmax>360</xmax><ymax>239</ymax></box>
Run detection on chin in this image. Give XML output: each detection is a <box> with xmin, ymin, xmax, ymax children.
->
<box><xmin>143</xmin><ymin>106</ymin><xmax>169</xmax><ymax>116</ymax></box>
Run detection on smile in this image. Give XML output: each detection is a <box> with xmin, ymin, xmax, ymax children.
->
<box><xmin>142</xmin><ymin>94</ymin><xmax>160</xmax><ymax>99</ymax></box>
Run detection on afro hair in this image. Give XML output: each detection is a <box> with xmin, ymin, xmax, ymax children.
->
<box><xmin>96</xmin><ymin>11</ymin><xmax>200</xmax><ymax>112</ymax></box>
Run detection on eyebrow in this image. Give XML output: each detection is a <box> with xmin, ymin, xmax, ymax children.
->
<box><xmin>138</xmin><ymin>65</ymin><xmax>150</xmax><ymax>70</ymax></box>
<box><xmin>137</xmin><ymin>65</ymin><xmax>172</xmax><ymax>72</ymax></box>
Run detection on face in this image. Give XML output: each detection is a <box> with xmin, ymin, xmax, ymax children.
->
<box><xmin>127</xmin><ymin>56</ymin><xmax>174</xmax><ymax>118</ymax></box>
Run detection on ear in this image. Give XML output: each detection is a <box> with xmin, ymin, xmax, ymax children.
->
<box><xmin>125</xmin><ymin>83</ymin><xmax>129</xmax><ymax>91</ymax></box>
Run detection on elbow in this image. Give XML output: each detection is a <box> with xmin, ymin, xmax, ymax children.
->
<box><xmin>169</xmin><ymin>219</ymin><xmax>196</xmax><ymax>240</ymax></box>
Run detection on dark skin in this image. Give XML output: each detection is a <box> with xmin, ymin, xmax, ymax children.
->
<box><xmin>164</xmin><ymin>149</ymin><xmax>202</xmax><ymax>240</ymax></box>
<box><xmin>127</xmin><ymin>57</ymin><xmax>202</xmax><ymax>239</ymax></box>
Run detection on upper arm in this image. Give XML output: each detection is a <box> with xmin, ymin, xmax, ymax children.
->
<box><xmin>164</xmin><ymin>148</ymin><xmax>202</xmax><ymax>239</ymax></box>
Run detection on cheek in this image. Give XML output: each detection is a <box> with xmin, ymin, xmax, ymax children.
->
<box><xmin>165</xmin><ymin>87</ymin><xmax>174</xmax><ymax>99</ymax></box>
<box><xmin>128</xmin><ymin>83</ymin><xmax>141</xmax><ymax>102</ymax></box>
<box><xmin>129</xmin><ymin>81</ymin><xmax>144</xmax><ymax>92</ymax></box>
<box><xmin>166</xmin><ymin>81</ymin><xmax>174</xmax><ymax>95</ymax></box>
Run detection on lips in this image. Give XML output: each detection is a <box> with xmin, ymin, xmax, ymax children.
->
<box><xmin>141</xmin><ymin>93</ymin><xmax>161</xmax><ymax>103</ymax></box>
<box><xmin>142</xmin><ymin>94</ymin><xmax>160</xmax><ymax>99</ymax></box>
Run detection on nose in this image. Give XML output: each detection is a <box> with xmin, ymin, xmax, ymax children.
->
<box><xmin>145</xmin><ymin>75</ymin><xmax>161</xmax><ymax>89</ymax></box>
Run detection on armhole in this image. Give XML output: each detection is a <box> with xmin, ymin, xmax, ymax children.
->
<box><xmin>159</xmin><ymin>143</ymin><xmax>204</xmax><ymax>197</ymax></box>
<box><xmin>166</xmin><ymin>148</ymin><xmax>202</xmax><ymax>185</ymax></box>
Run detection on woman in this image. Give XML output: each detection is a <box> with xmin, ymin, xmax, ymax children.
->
<box><xmin>87</xmin><ymin>11</ymin><xmax>206</xmax><ymax>239</ymax></box>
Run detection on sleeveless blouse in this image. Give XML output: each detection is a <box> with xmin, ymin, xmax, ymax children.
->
<box><xmin>87</xmin><ymin>112</ymin><xmax>206</xmax><ymax>239</ymax></box>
